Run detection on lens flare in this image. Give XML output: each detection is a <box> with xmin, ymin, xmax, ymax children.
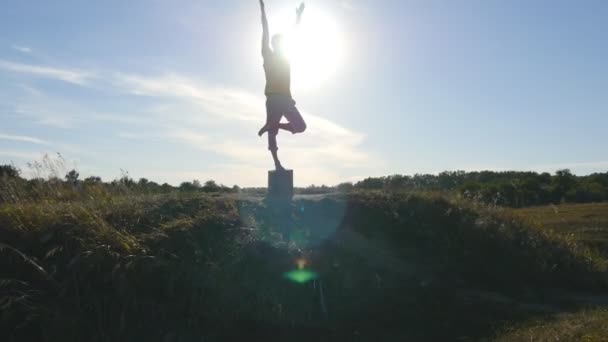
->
<box><xmin>283</xmin><ymin>269</ymin><xmax>318</xmax><ymax>284</ymax></box>
<box><xmin>284</xmin><ymin>257</ymin><xmax>317</xmax><ymax>284</ymax></box>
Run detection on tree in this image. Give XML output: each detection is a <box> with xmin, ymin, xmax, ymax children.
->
<box><xmin>202</xmin><ymin>180</ymin><xmax>220</xmax><ymax>193</ymax></box>
<box><xmin>179</xmin><ymin>181</ymin><xmax>199</xmax><ymax>192</ymax></box>
<box><xmin>438</xmin><ymin>170</ymin><xmax>466</xmax><ymax>190</ymax></box>
<box><xmin>552</xmin><ymin>169</ymin><xmax>576</xmax><ymax>202</ymax></box>
<box><xmin>0</xmin><ymin>165</ymin><xmax>20</xmax><ymax>178</ymax></box>
<box><xmin>161</xmin><ymin>183</ymin><xmax>173</xmax><ymax>193</ymax></box>
<box><xmin>337</xmin><ymin>182</ymin><xmax>354</xmax><ymax>193</ymax></box>
<box><xmin>65</xmin><ymin>169</ymin><xmax>80</xmax><ymax>184</ymax></box>
<box><xmin>356</xmin><ymin>177</ymin><xmax>384</xmax><ymax>189</ymax></box>
<box><xmin>84</xmin><ymin>176</ymin><xmax>102</xmax><ymax>184</ymax></box>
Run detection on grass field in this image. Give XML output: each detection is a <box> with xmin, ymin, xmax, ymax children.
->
<box><xmin>493</xmin><ymin>203</ymin><xmax>608</xmax><ymax>341</ymax></box>
<box><xmin>515</xmin><ymin>202</ymin><xmax>608</xmax><ymax>256</ymax></box>
<box><xmin>2</xmin><ymin>192</ymin><xmax>608</xmax><ymax>341</ymax></box>
<box><xmin>494</xmin><ymin>308</ymin><xmax>608</xmax><ymax>342</ymax></box>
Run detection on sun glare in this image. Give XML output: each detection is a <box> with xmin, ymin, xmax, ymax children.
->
<box><xmin>269</xmin><ymin>7</ymin><xmax>344</xmax><ymax>91</ymax></box>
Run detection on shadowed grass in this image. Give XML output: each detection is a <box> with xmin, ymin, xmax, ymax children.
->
<box><xmin>515</xmin><ymin>202</ymin><xmax>608</xmax><ymax>256</ymax></box>
<box><xmin>1</xmin><ymin>191</ymin><xmax>607</xmax><ymax>341</ymax></box>
<box><xmin>493</xmin><ymin>308</ymin><xmax>608</xmax><ymax>341</ymax></box>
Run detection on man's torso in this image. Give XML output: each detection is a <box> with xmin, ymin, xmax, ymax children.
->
<box><xmin>264</xmin><ymin>53</ymin><xmax>291</xmax><ymax>97</ymax></box>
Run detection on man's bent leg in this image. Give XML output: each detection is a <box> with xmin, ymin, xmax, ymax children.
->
<box><xmin>283</xmin><ymin>102</ymin><xmax>306</xmax><ymax>134</ymax></box>
<box><xmin>278</xmin><ymin>123</ymin><xmax>292</xmax><ymax>131</ymax></box>
<box><xmin>261</xmin><ymin>96</ymin><xmax>282</xmax><ymax>136</ymax></box>
<box><xmin>258</xmin><ymin>124</ymin><xmax>269</xmax><ymax>137</ymax></box>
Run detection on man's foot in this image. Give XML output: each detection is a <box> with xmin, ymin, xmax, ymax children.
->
<box><xmin>258</xmin><ymin>124</ymin><xmax>269</xmax><ymax>137</ymax></box>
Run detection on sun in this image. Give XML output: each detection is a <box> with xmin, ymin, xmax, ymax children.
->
<box><xmin>269</xmin><ymin>7</ymin><xmax>344</xmax><ymax>91</ymax></box>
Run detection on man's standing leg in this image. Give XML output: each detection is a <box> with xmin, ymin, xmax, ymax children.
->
<box><xmin>268</xmin><ymin>126</ymin><xmax>284</xmax><ymax>170</ymax></box>
<box><xmin>266</xmin><ymin>97</ymin><xmax>285</xmax><ymax>170</ymax></box>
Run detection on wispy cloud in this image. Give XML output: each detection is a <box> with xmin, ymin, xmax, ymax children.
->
<box><xmin>112</xmin><ymin>72</ymin><xmax>364</xmax><ymax>140</ymax></box>
<box><xmin>166</xmin><ymin>125</ymin><xmax>375</xmax><ymax>185</ymax></box>
<box><xmin>108</xmin><ymin>71</ymin><xmax>376</xmax><ymax>179</ymax></box>
<box><xmin>168</xmin><ymin>129</ymin><xmax>267</xmax><ymax>161</ymax></box>
<box><xmin>0</xmin><ymin>133</ymin><xmax>50</xmax><ymax>145</ymax></box>
<box><xmin>12</xmin><ymin>45</ymin><xmax>33</xmax><ymax>54</ymax></box>
<box><xmin>2</xmin><ymin>60</ymin><xmax>375</xmax><ymax>185</ymax></box>
<box><xmin>0</xmin><ymin>60</ymin><xmax>94</xmax><ymax>85</ymax></box>
<box><xmin>11</xmin><ymin>96</ymin><xmax>82</xmax><ymax>129</ymax></box>
<box><xmin>0</xmin><ymin>149</ymin><xmax>42</xmax><ymax>161</ymax></box>
<box><xmin>5</xmin><ymin>85</ymin><xmax>139</xmax><ymax>129</ymax></box>
<box><xmin>340</xmin><ymin>0</ymin><xmax>358</xmax><ymax>11</ymax></box>
<box><xmin>112</xmin><ymin>73</ymin><xmax>262</xmax><ymax>123</ymax></box>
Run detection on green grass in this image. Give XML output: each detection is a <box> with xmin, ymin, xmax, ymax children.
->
<box><xmin>2</xmin><ymin>191</ymin><xmax>608</xmax><ymax>341</ymax></box>
<box><xmin>515</xmin><ymin>202</ymin><xmax>608</xmax><ymax>256</ymax></box>
<box><xmin>493</xmin><ymin>308</ymin><xmax>608</xmax><ymax>342</ymax></box>
<box><xmin>490</xmin><ymin>202</ymin><xmax>608</xmax><ymax>341</ymax></box>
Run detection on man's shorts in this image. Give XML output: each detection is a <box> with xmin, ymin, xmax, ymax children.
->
<box><xmin>266</xmin><ymin>94</ymin><xmax>306</xmax><ymax>132</ymax></box>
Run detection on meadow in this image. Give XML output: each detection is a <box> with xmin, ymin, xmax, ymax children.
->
<box><xmin>515</xmin><ymin>203</ymin><xmax>608</xmax><ymax>256</ymax></box>
<box><xmin>2</xmin><ymin>162</ymin><xmax>608</xmax><ymax>341</ymax></box>
<box><xmin>2</xmin><ymin>174</ymin><xmax>608</xmax><ymax>341</ymax></box>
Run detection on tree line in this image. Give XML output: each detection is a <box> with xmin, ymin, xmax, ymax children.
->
<box><xmin>3</xmin><ymin>162</ymin><xmax>607</xmax><ymax>208</ymax></box>
<box><xmin>0</xmin><ymin>164</ymin><xmax>237</xmax><ymax>204</ymax></box>
<box><xmin>346</xmin><ymin>170</ymin><xmax>608</xmax><ymax>207</ymax></box>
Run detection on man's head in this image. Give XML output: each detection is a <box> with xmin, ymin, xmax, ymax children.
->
<box><xmin>271</xmin><ymin>34</ymin><xmax>286</xmax><ymax>54</ymax></box>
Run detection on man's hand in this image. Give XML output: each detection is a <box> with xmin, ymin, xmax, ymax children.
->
<box><xmin>296</xmin><ymin>3</ymin><xmax>305</xmax><ymax>17</ymax></box>
<box><xmin>295</xmin><ymin>3</ymin><xmax>305</xmax><ymax>26</ymax></box>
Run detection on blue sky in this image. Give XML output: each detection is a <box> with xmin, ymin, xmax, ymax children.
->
<box><xmin>1</xmin><ymin>0</ymin><xmax>607</xmax><ymax>186</ymax></box>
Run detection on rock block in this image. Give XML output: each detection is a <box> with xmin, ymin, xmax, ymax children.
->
<box><xmin>268</xmin><ymin>169</ymin><xmax>294</xmax><ymax>199</ymax></box>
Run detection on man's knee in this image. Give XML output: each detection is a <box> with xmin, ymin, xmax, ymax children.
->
<box><xmin>293</xmin><ymin>121</ymin><xmax>306</xmax><ymax>133</ymax></box>
<box><xmin>269</xmin><ymin>127</ymin><xmax>279</xmax><ymax>135</ymax></box>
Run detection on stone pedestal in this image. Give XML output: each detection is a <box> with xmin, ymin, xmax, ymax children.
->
<box><xmin>268</xmin><ymin>169</ymin><xmax>294</xmax><ymax>199</ymax></box>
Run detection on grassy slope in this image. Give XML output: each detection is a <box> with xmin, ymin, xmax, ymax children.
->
<box><xmin>493</xmin><ymin>309</ymin><xmax>608</xmax><ymax>342</ymax></box>
<box><xmin>515</xmin><ymin>202</ymin><xmax>608</xmax><ymax>255</ymax></box>
<box><xmin>1</xmin><ymin>192</ymin><xmax>607</xmax><ymax>341</ymax></box>
<box><xmin>490</xmin><ymin>203</ymin><xmax>608</xmax><ymax>341</ymax></box>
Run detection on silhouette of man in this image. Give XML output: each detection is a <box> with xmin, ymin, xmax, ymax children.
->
<box><xmin>258</xmin><ymin>0</ymin><xmax>307</xmax><ymax>171</ymax></box>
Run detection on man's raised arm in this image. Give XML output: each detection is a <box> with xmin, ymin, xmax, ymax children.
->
<box><xmin>260</xmin><ymin>0</ymin><xmax>271</xmax><ymax>57</ymax></box>
<box><xmin>295</xmin><ymin>3</ymin><xmax>305</xmax><ymax>26</ymax></box>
